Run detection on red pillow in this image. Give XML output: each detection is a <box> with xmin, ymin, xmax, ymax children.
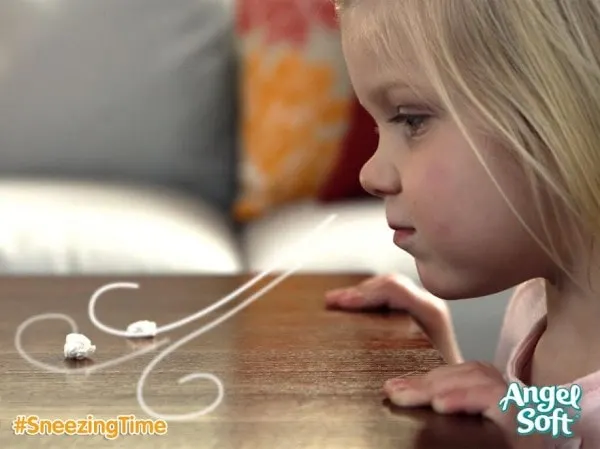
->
<box><xmin>317</xmin><ymin>99</ymin><xmax>378</xmax><ymax>201</ymax></box>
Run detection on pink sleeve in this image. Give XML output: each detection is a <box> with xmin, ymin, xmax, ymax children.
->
<box><xmin>491</xmin><ymin>280</ymin><xmax>600</xmax><ymax>447</ymax></box>
<box><xmin>493</xmin><ymin>279</ymin><xmax>546</xmax><ymax>374</ymax></box>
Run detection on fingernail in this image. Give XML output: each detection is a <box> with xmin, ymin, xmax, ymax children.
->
<box><xmin>386</xmin><ymin>378</ymin><xmax>409</xmax><ymax>389</ymax></box>
<box><xmin>432</xmin><ymin>397</ymin><xmax>449</xmax><ymax>413</ymax></box>
<box><xmin>432</xmin><ymin>391</ymin><xmax>461</xmax><ymax>414</ymax></box>
<box><xmin>389</xmin><ymin>388</ymin><xmax>426</xmax><ymax>407</ymax></box>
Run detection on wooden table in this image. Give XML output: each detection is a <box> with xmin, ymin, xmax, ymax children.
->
<box><xmin>0</xmin><ymin>274</ymin><xmax>509</xmax><ymax>448</ymax></box>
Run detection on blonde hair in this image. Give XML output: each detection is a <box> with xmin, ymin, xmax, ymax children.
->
<box><xmin>335</xmin><ymin>0</ymin><xmax>600</xmax><ymax>278</ymax></box>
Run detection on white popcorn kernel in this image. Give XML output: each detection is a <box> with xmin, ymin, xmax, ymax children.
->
<box><xmin>64</xmin><ymin>333</ymin><xmax>96</xmax><ymax>360</ymax></box>
<box><xmin>125</xmin><ymin>320</ymin><xmax>157</xmax><ymax>338</ymax></box>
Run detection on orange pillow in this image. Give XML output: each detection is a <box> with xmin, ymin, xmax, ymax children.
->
<box><xmin>234</xmin><ymin>0</ymin><xmax>354</xmax><ymax>221</ymax></box>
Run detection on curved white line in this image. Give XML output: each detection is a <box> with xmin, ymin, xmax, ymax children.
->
<box><xmin>15</xmin><ymin>313</ymin><xmax>79</xmax><ymax>374</ymax></box>
<box><xmin>14</xmin><ymin>313</ymin><xmax>169</xmax><ymax>375</ymax></box>
<box><xmin>15</xmin><ymin>214</ymin><xmax>337</xmax><ymax>421</ymax></box>
<box><xmin>135</xmin><ymin>253</ymin><xmax>316</xmax><ymax>421</ymax></box>
<box><xmin>87</xmin><ymin>214</ymin><xmax>337</xmax><ymax>338</ymax></box>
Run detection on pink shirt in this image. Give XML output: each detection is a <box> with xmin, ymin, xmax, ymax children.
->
<box><xmin>494</xmin><ymin>278</ymin><xmax>600</xmax><ymax>448</ymax></box>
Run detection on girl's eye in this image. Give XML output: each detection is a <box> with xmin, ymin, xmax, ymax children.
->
<box><xmin>388</xmin><ymin>112</ymin><xmax>430</xmax><ymax>138</ymax></box>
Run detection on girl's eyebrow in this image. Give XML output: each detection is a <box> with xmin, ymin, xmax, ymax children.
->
<box><xmin>360</xmin><ymin>78</ymin><xmax>433</xmax><ymax>107</ymax></box>
<box><xmin>365</xmin><ymin>80</ymin><xmax>414</xmax><ymax>97</ymax></box>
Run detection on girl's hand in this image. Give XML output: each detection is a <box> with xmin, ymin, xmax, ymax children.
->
<box><xmin>325</xmin><ymin>274</ymin><xmax>463</xmax><ymax>364</ymax></box>
<box><xmin>384</xmin><ymin>362</ymin><xmax>547</xmax><ymax>448</ymax></box>
<box><xmin>384</xmin><ymin>361</ymin><xmax>507</xmax><ymax>419</ymax></box>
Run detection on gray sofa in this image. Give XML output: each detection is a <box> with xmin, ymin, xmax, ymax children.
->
<box><xmin>0</xmin><ymin>0</ymin><xmax>510</xmax><ymax>362</ymax></box>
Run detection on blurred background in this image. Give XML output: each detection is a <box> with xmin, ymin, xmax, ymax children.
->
<box><xmin>0</xmin><ymin>0</ymin><xmax>510</xmax><ymax>361</ymax></box>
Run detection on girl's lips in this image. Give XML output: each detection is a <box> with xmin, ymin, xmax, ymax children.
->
<box><xmin>393</xmin><ymin>228</ymin><xmax>416</xmax><ymax>244</ymax></box>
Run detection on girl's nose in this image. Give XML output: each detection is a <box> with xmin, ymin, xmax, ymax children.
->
<box><xmin>359</xmin><ymin>152</ymin><xmax>402</xmax><ymax>198</ymax></box>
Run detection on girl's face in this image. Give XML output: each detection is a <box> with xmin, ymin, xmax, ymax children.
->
<box><xmin>340</xmin><ymin>11</ymin><xmax>555</xmax><ymax>299</ymax></box>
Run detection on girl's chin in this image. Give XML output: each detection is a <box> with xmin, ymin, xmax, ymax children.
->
<box><xmin>415</xmin><ymin>261</ymin><xmax>503</xmax><ymax>300</ymax></box>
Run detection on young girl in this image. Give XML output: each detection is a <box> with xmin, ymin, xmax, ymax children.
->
<box><xmin>324</xmin><ymin>0</ymin><xmax>600</xmax><ymax>447</ymax></box>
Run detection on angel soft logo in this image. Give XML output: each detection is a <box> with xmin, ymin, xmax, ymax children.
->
<box><xmin>498</xmin><ymin>383</ymin><xmax>582</xmax><ymax>438</ymax></box>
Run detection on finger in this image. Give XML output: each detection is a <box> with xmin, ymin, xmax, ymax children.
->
<box><xmin>326</xmin><ymin>275</ymin><xmax>425</xmax><ymax>311</ymax></box>
<box><xmin>384</xmin><ymin>377</ymin><xmax>432</xmax><ymax>407</ymax></box>
<box><xmin>324</xmin><ymin>287</ymin><xmax>359</xmax><ymax>306</ymax></box>
<box><xmin>362</xmin><ymin>275</ymin><xmax>418</xmax><ymax>311</ymax></box>
<box><xmin>324</xmin><ymin>287</ymin><xmax>348</xmax><ymax>305</ymax></box>
<box><xmin>433</xmin><ymin>385</ymin><xmax>547</xmax><ymax>448</ymax></box>
<box><xmin>408</xmin><ymin>320</ymin><xmax>427</xmax><ymax>337</ymax></box>
<box><xmin>384</xmin><ymin>363</ymin><xmax>504</xmax><ymax>406</ymax></box>
<box><xmin>326</xmin><ymin>277</ymin><xmax>398</xmax><ymax>310</ymax></box>
<box><xmin>345</xmin><ymin>275</ymin><xmax>422</xmax><ymax>312</ymax></box>
<box><xmin>383</xmin><ymin>375</ymin><xmax>490</xmax><ymax>407</ymax></box>
<box><xmin>325</xmin><ymin>286</ymin><xmax>388</xmax><ymax>310</ymax></box>
<box><xmin>430</xmin><ymin>383</ymin><xmax>506</xmax><ymax>416</ymax></box>
<box><xmin>324</xmin><ymin>288</ymin><xmax>344</xmax><ymax>298</ymax></box>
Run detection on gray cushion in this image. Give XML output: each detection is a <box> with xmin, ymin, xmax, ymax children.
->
<box><xmin>0</xmin><ymin>0</ymin><xmax>237</xmax><ymax>213</ymax></box>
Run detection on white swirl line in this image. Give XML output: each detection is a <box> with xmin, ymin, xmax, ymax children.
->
<box><xmin>14</xmin><ymin>313</ymin><xmax>170</xmax><ymax>375</ymax></box>
<box><xmin>87</xmin><ymin>214</ymin><xmax>337</xmax><ymax>338</ymax></box>
<box><xmin>136</xmin><ymin>247</ymin><xmax>328</xmax><ymax>421</ymax></box>
<box><xmin>15</xmin><ymin>214</ymin><xmax>337</xmax><ymax>421</ymax></box>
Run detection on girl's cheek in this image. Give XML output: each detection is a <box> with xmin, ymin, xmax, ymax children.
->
<box><xmin>409</xmin><ymin>178</ymin><xmax>457</xmax><ymax>243</ymax></box>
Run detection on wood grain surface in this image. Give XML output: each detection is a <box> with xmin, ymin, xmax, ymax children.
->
<box><xmin>0</xmin><ymin>274</ymin><xmax>509</xmax><ymax>448</ymax></box>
